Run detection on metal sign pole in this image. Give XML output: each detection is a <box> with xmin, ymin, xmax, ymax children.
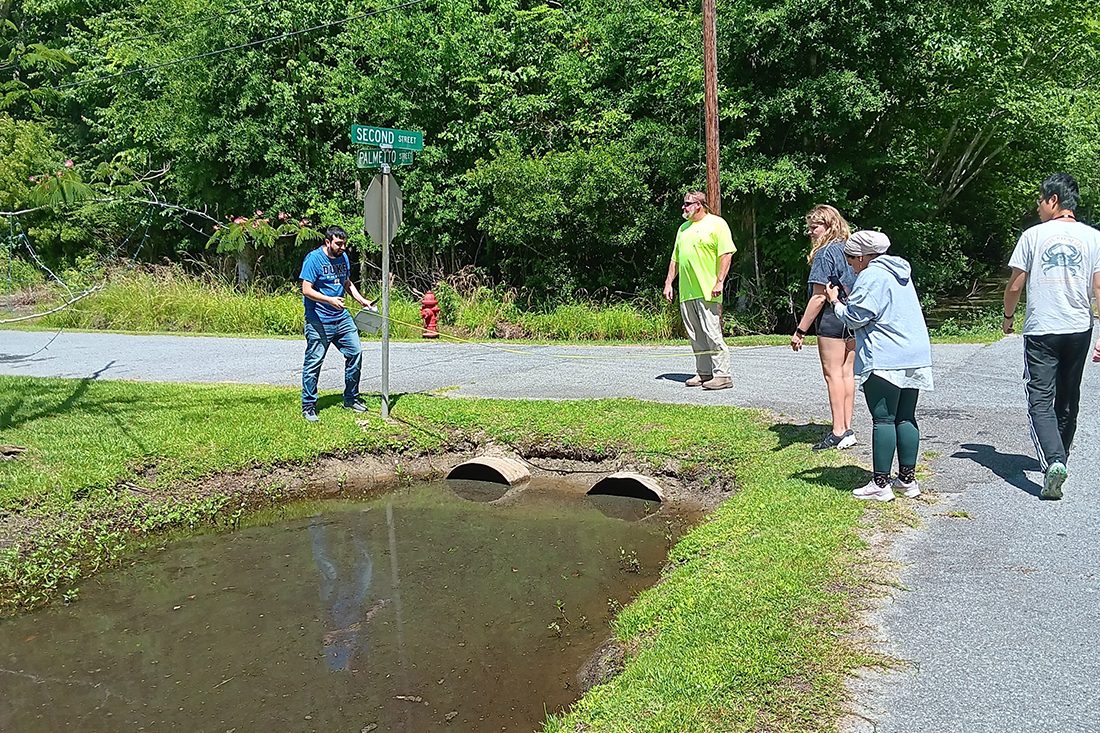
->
<box><xmin>380</xmin><ymin>164</ymin><xmax>391</xmax><ymax>419</ymax></box>
<box><xmin>385</xmin><ymin>501</ymin><xmax>411</xmax><ymax>726</ymax></box>
<box><xmin>354</xmin><ymin>123</ymin><xmax>419</xmax><ymax>420</ymax></box>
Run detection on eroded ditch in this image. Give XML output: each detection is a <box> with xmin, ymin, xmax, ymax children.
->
<box><xmin>1</xmin><ymin>471</ymin><xmax>702</xmax><ymax>732</ymax></box>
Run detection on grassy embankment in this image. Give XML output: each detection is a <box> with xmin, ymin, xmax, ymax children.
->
<box><xmin>9</xmin><ymin>268</ymin><xmax>1006</xmax><ymax>344</ymax></box>
<box><xmin>0</xmin><ymin>375</ymin><xmax>898</xmax><ymax>731</ymax></box>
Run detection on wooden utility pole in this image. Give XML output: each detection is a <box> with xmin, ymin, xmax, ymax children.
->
<box><xmin>702</xmin><ymin>0</ymin><xmax>721</xmax><ymax>214</ymax></box>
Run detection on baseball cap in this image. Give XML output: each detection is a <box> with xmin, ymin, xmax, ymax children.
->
<box><xmin>843</xmin><ymin>230</ymin><xmax>891</xmax><ymax>257</ymax></box>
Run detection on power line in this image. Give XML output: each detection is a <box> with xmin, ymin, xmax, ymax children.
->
<box><xmin>59</xmin><ymin>0</ymin><xmax>431</xmax><ymax>91</ymax></box>
<box><xmin>0</xmin><ymin>209</ymin><xmax>154</xmax><ymax>359</ymax></box>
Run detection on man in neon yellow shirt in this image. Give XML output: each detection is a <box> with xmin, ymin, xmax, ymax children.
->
<box><xmin>663</xmin><ymin>190</ymin><xmax>736</xmax><ymax>389</ymax></box>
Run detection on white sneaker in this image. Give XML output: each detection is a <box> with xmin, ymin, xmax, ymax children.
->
<box><xmin>836</xmin><ymin>430</ymin><xmax>857</xmax><ymax>450</ymax></box>
<box><xmin>891</xmin><ymin>477</ymin><xmax>921</xmax><ymax>498</ymax></box>
<box><xmin>1041</xmin><ymin>462</ymin><xmax>1067</xmax><ymax>500</ymax></box>
<box><xmin>852</xmin><ymin>480</ymin><xmax>894</xmax><ymax>502</ymax></box>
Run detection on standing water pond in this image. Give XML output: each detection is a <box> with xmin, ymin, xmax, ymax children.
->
<box><xmin>1</xmin><ymin>478</ymin><xmax>692</xmax><ymax>732</ymax></box>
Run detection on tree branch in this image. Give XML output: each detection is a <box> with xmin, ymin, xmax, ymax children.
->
<box><xmin>124</xmin><ymin>196</ymin><xmax>221</xmax><ymax>224</ymax></box>
<box><xmin>19</xmin><ymin>235</ymin><xmax>73</xmax><ymax>297</ymax></box>
<box><xmin>0</xmin><ymin>205</ymin><xmax>51</xmax><ymax>217</ymax></box>
<box><xmin>927</xmin><ymin>116</ymin><xmax>959</xmax><ymax>180</ymax></box>
<box><xmin>134</xmin><ymin>164</ymin><xmax>170</xmax><ymax>184</ymax></box>
<box><xmin>940</xmin><ymin>141</ymin><xmax>1009</xmax><ymax>208</ymax></box>
<box><xmin>944</xmin><ymin>128</ymin><xmax>986</xmax><ymax>193</ymax></box>
<box><xmin>0</xmin><ymin>282</ymin><xmax>106</xmax><ymax>324</ymax></box>
<box><xmin>4</xmin><ymin>193</ymin><xmax>219</xmax><ymax>223</ymax></box>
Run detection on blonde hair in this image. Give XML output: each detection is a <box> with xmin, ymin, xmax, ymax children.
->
<box><xmin>805</xmin><ymin>204</ymin><xmax>851</xmax><ymax>263</ymax></box>
<box><xmin>684</xmin><ymin>190</ymin><xmax>710</xmax><ymax>213</ymax></box>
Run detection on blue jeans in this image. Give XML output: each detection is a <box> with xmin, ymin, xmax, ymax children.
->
<box><xmin>302</xmin><ymin>313</ymin><xmax>362</xmax><ymax>409</ymax></box>
<box><xmin>309</xmin><ymin>522</ymin><xmax>373</xmax><ymax>671</ymax></box>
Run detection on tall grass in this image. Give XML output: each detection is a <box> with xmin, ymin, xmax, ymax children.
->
<box><xmin>37</xmin><ymin>268</ymin><xmax>681</xmax><ymax>341</ymax></box>
<box><xmin>0</xmin><ymin>253</ymin><xmax>45</xmax><ymax>295</ymax></box>
<box><xmin>518</xmin><ymin>302</ymin><xmax>677</xmax><ymax>341</ymax></box>
<box><xmin>41</xmin><ymin>269</ymin><xmax>306</xmax><ymax>335</ymax></box>
<box><xmin>28</xmin><ymin>267</ymin><xmax>1001</xmax><ymax>343</ymax></box>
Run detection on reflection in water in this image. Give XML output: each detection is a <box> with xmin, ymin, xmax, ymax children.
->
<box><xmin>0</xmin><ymin>480</ymin><xmax>689</xmax><ymax>733</ymax></box>
<box><xmin>309</xmin><ymin>521</ymin><xmax>376</xmax><ymax>672</ymax></box>
<box><xmin>445</xmin><ymin>478</ymin><xmax>510</xmax><ymax>503</ymax></box>
<box><xmin>587</xmin><ymin>494</ymin><xmax>661</xmax><ymax>522</ymax></box>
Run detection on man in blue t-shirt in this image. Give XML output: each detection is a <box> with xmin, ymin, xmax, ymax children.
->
<box><xmin>300</xmin><ymin>226</ymin><xmax>375</xmax><ymax>422</ymax></box>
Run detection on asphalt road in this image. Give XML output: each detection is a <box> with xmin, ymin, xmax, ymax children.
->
<box><xmin>3</xmin><ymin>329</ymin><xmax>1098</xmax><ymax>732</ymax></box>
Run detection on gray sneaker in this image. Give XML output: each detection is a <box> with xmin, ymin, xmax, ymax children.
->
<box><xmin>812</xmin><ymin>432</ymin><xmax>845</xmax><ymax>451</ymax></box>
<box><xmin>836</xmin><ymin>430</ymin><xmax>857</xmax><ymax>450</ymax></box>
<box><xmin>343</xmin><ymin>399</ymin><xmax>369</xmax><ymax>413</ymax></box>
<box><xmin>302</xmin><ymin>406</ymin><xmax>319</xmax><ymax>423</ymax></box>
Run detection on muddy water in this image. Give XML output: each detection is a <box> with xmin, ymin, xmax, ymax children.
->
<box><xmin>1</xmin><ymin>479</ymin><xmax>685</xmax><ymax>732</ymax></box>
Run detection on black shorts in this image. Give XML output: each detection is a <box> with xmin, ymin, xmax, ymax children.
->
<box><xmin>815</xmin><ymin>307</ymin><xmax>853</xmax><ymax>340</ymax></box>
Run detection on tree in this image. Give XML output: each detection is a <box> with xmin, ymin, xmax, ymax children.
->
<box><xmin>5</xmin><ymin>0</ymin><xmax>1099</xmax><ymax>324</ymax></box>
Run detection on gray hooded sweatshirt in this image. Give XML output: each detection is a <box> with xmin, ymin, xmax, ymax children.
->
<box><xmin>832</xmin><ymin>255</ymin><xmax>932</xmax><ymax>377</ymax></box>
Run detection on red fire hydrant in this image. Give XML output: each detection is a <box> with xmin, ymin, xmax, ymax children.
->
<box><xmin>420</xmin><ymin>291</ymin><xmax>440</xmax><ymax>338</ymax></box>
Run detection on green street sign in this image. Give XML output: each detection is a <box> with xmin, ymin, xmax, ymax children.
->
<box><xmin>357</xmin><ymin>148</ymin><xmax>415</xmax><ymax>168</ymax></box>
<box><xmin>349</xmin><ymin>125</ymin><xmax>424</xmax><ymax>151</ymax></box>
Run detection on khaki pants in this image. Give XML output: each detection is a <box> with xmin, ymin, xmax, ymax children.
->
<box><xmin>679</xmin><ymin>298</ymin><xmax>730</xmax><ymax>377</ymax></box>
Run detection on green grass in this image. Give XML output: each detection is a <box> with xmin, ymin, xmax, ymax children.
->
<box><xmin>927</xmin><ymin>329</ymin><xmax>1004</xmax><ymax>345</ymax></box>
<box><xmin>516</xmin><ymin>301</ymin><xmax>678</xmax><ymax>341</ymax></box>
<box><xmin>12</xmin><ymin>268</ymin><xmax>1003</xmax><ymax>345</ymax></box>
<box><xmin>926</xmin><ymin>307</ymin><xmax>1011</xmax><ymax>344</ymax></box>
<box><xmin>544</xmin><ymin>442</ymin><xmax>875</xmax><ymax>732</ymax></box>
<box><xmin>28</xmin><ymin>271</ymin><xmax>680</xmax><ymax>341</ymax></box>
<box><xmin>0</xmin><ymin>375</ymin><xmax>886</xmax><ymax>731</ymax></box>
<box><xmin>0</xmin><ymin>251</ymin><xmax>47</xmax><ymax>294</ymax></box>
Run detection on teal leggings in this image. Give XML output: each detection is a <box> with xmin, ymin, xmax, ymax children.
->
<box><xmin>863</xmin><ymin>374</ymin><xmax>921</xmax><ymax>474</ymax></box>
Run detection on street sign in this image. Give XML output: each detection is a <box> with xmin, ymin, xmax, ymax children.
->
<box><xmin>364</xmin><ymin>174</ymin><xmax>403</xmax><ymax>246</ymax></box>
<box><xmin>357</xmin><ymin>148</ymin><xmax>415</xmax><ymax>168</ymax></box>
<box><xmin>349</xmin><ymin>125</ymin><xmax>424</xmax><ymax>151</ymax></box>
<box><xmin>350</xmin><ymin>124</ymin><xmax>422</xmax><ymax>422</ymax></box>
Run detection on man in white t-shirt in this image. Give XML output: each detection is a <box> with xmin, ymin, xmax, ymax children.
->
<box><xmin>1003</xmin><ymin>172</ymin><xmax>1100</xmax><ymax>499</ymax></box>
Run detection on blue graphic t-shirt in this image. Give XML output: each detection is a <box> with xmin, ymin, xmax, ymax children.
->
<box><xmin>300</xmin><ymin>247</ymin><xmax>351</xmax><ymax>324</ymax></box>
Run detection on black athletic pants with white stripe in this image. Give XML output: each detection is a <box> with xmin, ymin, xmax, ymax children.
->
<box><xmin>1024</xmin><ymin>328</ymin><xmax>1093</xmax><ymax>470</ymax></box>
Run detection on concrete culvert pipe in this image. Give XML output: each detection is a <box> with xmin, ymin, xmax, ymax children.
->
<box><xmin>586</xmin><ymin>472</ymin><xmax>664</xmax><ymax>502</ymax></box>
<box><xmin>446</xmin><ymin>457</ymin><xmax>531</xmax><ymax>486</ymax></box>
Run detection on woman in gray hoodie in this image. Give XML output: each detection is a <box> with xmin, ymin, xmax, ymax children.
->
<box><xmin>824</xmin><ymin>230</ymin><xmax>933</xmax><ymax>502</ymax></box>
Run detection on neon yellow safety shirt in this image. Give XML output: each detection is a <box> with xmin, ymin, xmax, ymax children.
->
<box><xmin>672</xmin><ymin>213</ymin><xmax>736</xmax><ymax>302</ymax></box>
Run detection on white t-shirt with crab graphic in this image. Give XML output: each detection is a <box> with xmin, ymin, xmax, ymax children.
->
<box><xmin>1008</xmin><ymin>219</ymin><xmax>1100</xmax><ymax>336</ymax></box>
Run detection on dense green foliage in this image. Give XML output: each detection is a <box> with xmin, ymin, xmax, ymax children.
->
<box><xmin>3</xmin><ymin>0</ymin><xmax>1099</xmax><ymax>327</ymax></box>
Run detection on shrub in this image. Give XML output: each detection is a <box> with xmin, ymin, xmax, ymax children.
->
<box><xmin>0</xmin><ymin>253</ymin><xmax>44</xmax><ymax>295</ymax></box>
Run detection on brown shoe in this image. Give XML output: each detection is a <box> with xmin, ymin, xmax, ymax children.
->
<box><xmin>685</xmin><ymin>374</ymin><xmax>712</xmax><ymax>387</ymax></box>
<box><xmin>702</xmin><ymin>375</ymin><xmax>732</xmax><ymax>390</ymax></box>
